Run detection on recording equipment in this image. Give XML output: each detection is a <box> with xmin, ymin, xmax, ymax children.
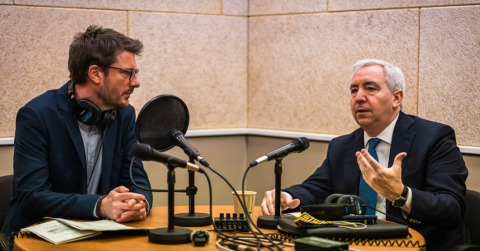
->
<box><xmin>250</xmin><ymin>137</ymin><xmax>310</xmax><ymax>167</ymax></box>
<box><xmin>300</xmin><ymin>194</ymin><xmax>366</xmax><ymax>220</ymax></box>
<box><xmin>135</xmin><ymin>94</ymin><xmax>189</xmax><ymax>151</ymax></box>
<box><xmin>190</xmin><ymin>230</ymin><xmax>210</xmax><ymax>246</ymax></box>
<box><xmin>227</xmin><ymin>243</ymin><xmax>255</xmax><ymax>251</ymax></box>
<box><xmin>168</xmin><ymin>129</ymin><xmax>209</xmax><ymax>167</ymax></box>
<box><xmin>324</xmin><ymin>194</ymin><xmax>367</xmax><ymax>216</ymax></box>
<box><xmin>135</xmin><ymin>94</ymin><xmax>211</xmax><ymax>227</ymax></box>
<box><xmin>67</xmin><ymin>81</ymin><xmax>115</xmax><ymax>127</ymax></box>
<box><xmin>214</xmin><ymin>212</ymin><xmax>249</xmax><ymax>232</ymax></box>
<box><xmin>294</xmin><ymin>237</ymin><xmax>348</xmax><ymax>251</ymax></box>
<box><xmin>130</xmin><ymin>143</ymin><xmax>203</xmax><ymax>173</ymax></box>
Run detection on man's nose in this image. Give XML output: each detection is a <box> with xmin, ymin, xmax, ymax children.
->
<box><xmin>130</xmin><ymin>75</ymin><xmax>140</xmax><ymax>88</ymax></box>
<box><xmin>355</xmin><ymin>89</ymin><xmax>367</xmax><ymax>103</ymax></box>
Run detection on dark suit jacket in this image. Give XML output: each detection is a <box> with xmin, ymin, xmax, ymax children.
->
<box><xmin>283</xmin><ymin>111</ymin><xmax>469</xmax><ymax>251</ymax></box>
<box><xmin>1</xmin><ymin>82</ymin><xmax>152</xmax><ymax>235</ymax></box>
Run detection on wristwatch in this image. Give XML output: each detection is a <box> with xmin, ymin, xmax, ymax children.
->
<box><xmin>392</xmin><ymin>186</ymin><xmax>408</xmax><ymax>208</ymax></box>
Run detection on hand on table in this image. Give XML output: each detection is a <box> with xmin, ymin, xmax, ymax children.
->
<box><xmin>260</xmin><ymin>189</ymin><xmax>300</xmax><ymax>216</ymax></box>
<box><xmin>356</xmin><ymin>149</ymin><xmax>407</xmax><ymax>202</ymax></box>
<box><xmin>100</xmin><ymin>186</ymin><xmax>147</xmax><ymax>222</ymax></box>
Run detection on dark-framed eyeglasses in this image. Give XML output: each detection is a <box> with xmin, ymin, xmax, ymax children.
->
<box><xmin>104</xmin><ymin>66</ymin><xmax>139</xmax><ymax>81</ymax></box>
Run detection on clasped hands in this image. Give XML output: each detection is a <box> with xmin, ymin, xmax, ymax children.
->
<box><xmin>260</xmin><ymin>150</ymin><xmax>407</xmax><ymax>216</ymax></box>
<box><xmin>100</xmin><ymin>186</ymin><xmax>147</xmax><ymax>223</ymax></box>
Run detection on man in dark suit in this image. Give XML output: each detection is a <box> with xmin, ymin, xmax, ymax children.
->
<box><xmin>260</xmin><ymin>59</ymin><xmax>469</xmax><ymax>250</ymax></box>
<box><xmin>1</xmin><ymin>25</ymin><xmax>152</xmax><ymax>235</ymax></box>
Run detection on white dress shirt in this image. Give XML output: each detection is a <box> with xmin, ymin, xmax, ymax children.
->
<box><xmin>363</xmin><ymin>113</ymin><xmax>412</xmax><ymax>220</ymax></box>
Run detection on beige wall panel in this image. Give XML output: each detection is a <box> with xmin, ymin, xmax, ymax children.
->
<box><xmin>329</xmin><ymin>0</ymin><xmax>480</xmax><ymax>11</ymax></box>
<box><xmin>0</xmin><ymin>146</ymin><xmax>14</xmax><ymax>176</ymax></box>
<box><xmin>249</xmin><ymin>0</ymin><xmax>327</xmax><ymax>15</ymax></box>
<box><xmin>0</xmin><ymin>1</ymin><xmax>12</xmax><ymax>4</ymax></box>
<box><xmin>15</xmin><ymin>0</ymin><xmax>222</xmax><ymax>14</ymax></box>
<box><xmin>223</xmin><ymin>0</ymin><xmax>248</xmax><ymax>15</ymax></box>
<box><xmin>0</xmin><ymin>6</ymin><xmax>126</xmax><ymax>137</ymax></box>
<box><xmin>246</xmin><ymin>136</ymin><xmax>329</xmax><ymax>206</ymax></box>
<box><xmin>143</xmin><ymin>136</ymin><xmax>247</xmax><ymax>207</ymax></box>
<box><xmin>465</xmin><ymin>154</ymin><xmax>480</xmax><ymax>192</ymax></box>
<box><xmin>128</xmin><ymin>12</ymin><xmax>248</xmax><ymax>130</ymax></box>
<box><xmin>418</xmin><ymin>6</ymin><xmax>480</xmax><ymax>147</ymax></box>
<box><xmin>248</xmin><ymin>10</ymin><xmax>419</xmax><ymax>135</ymax></box>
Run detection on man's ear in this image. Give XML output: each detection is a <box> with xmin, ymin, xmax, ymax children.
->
<box><xmin>392</xmin><ymin>90</ymin><xmax>403</xmax><ymax>109</ymax></box>
<box><xmin>87</xmin><ymin>65</ymin><xmax>103</xmax><ymax>85</ymax></box>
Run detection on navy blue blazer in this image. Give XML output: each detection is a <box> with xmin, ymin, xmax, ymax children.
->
<box><xmin>283</xmin><ymin>111</ymin><xmax>469</xmax><ymax>251</ymax></box>
<box><xmin>1</xmin><ymin>82</ymin><xmax>152</xmax><ymax>235</ymax></box>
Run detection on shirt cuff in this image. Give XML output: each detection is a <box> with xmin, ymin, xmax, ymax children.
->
<box><xmin>401</xmin><ymin>187</ymin><xmax>412</xmax><ymax>218</ymax></box>
<box><xmin>283</xmin><ymin>191</ymin><xmax>293</xmax><ymax>202</ymax></box>
<box><xmin>93</xmin><ymin>196</ymin><xmax>102</xmax><ymax>218</ymax></box>
<box><xmin>145</xmin><ymin>199</ymin><xmax>150</xmax><ymax>215</ymax></box>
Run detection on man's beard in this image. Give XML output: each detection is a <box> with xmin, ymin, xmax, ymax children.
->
<box><xmin>97</xmin><ymin>78</ymin><xmax>128</xmax><ymax>110</ymax></box>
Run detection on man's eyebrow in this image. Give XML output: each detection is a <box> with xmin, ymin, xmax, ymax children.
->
<box><xmin>364</xmin><ymin>81</ymin><xmax>380</xmax><ymax>88</ymax></box>
<box><xmin>350</xmin><ymin>84</ymin><xmax>358</xmax><ymax>89</ymax></box>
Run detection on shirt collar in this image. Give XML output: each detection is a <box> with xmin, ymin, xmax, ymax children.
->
<box><xmin>77</xmin><ymin>120</ymin><xmax>99</xmax><ymax>133</ymax></box>
<box><xmin>363</xmin><ymin>113</ymin><xmax>400</xmax><ymax>147</ymax></box>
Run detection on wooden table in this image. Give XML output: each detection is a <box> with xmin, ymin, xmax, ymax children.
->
<box><xmin>15</xmin><ymin>206</ymin><xmax>425</xmax><ymax>250</ymax></box>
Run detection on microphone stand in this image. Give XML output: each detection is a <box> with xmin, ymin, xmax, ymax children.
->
<box><xmin>173</xmin><ymin>156</ymin><xmax>211</xmax><ymax>226</ymax></box>
<box><xmin>148</xmin><ymin>164</ymin><xmax>192</xmax><ymax>244</ymax></box>
<box><xmin>257</xmin><ymin>159</ymin><xmax>285</xmax><ymax>229</ymax></box>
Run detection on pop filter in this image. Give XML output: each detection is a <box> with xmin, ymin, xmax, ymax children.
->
<box><xmin>135</xmin><ymin>95</ymin><xmax>189</xmax><ymax>152</ymax></box>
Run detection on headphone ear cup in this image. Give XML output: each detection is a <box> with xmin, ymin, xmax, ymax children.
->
<box><xmin>353</xmin><ymin>195</ymin><xmax>367</xmax><ymax>215</ymax></box>
<box><xmin>337</xmin><ymin>195</ymin><xmax>352</xmax><ymax>204</ymax></box>
<box><xmin>76</xmin><ymin>99</ymin><xmax>102</xmax><ymax>125</ymax></box>
<box><xmin>325</xmin><ymin>194</ymin><xmax>344</xmax><ymax>204</ymax></box>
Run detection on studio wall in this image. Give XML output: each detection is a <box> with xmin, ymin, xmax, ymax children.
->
<box><xmin>248</xmin><ymin>1</ymin><xmax>480</xmax><ymax>147</ymax></box>
<box><xmin>1</xmin><ymin>1</ymin><xmax>479</xmax><ymax>206</ymax></box>
<box><xmin>0</xmin><ymin>0</ymin><xmax>248</xmax><ymax>138</ymax></box>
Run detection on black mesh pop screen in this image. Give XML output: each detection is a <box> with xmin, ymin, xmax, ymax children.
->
<box><xmin>135</xmin><ymin>95</ymin><xmax>189</xmax><ymax>152</ymax></box>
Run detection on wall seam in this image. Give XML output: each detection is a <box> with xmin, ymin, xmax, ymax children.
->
<box><xmin>4</xmin><ymin>4</ymin><xmax>249</xmax><ymax>16</ymax></box>
<box><xmin>416</xmin><ymin>8</ymin><xmax>421</xmax><ymax>116</ymax></box>
<box><xmin>326</xmin><ymin>3</ymin><xmax>480</xmax><ymax>12</ymax></box>
<box><xmin>246</xmin><ymin>0</ymin><xmax>250</xmax><ymax>130</ymax></box>
<box><xmin>248</xmin><ymin>3</ymin><xmax>480</xmax><ymax>16</ymax></box>
<box><xmin>126</xmin><ymin>10</ymin><xmax>129</xmax><ymax>37</ymax></box>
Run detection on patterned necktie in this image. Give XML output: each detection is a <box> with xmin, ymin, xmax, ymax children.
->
<box><xmin>359</xmin><ymin>138</ymin><xmax>382</xmax><ymax>215</ymax></box>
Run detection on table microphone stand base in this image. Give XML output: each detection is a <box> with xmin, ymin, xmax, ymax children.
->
<box><xmin>148</xmin><ymin>228</ymin><xmax>192</xmax><ymax>244</ymax></box>
<box><xmin>257</xmin><ymin>215</ymin><xmax>282</xmax><ymax>229</ymax></box>
<box><xmin>174</xmin><ymin>213</ymin><xmax>211</xmax><ymax>226</ymax></box>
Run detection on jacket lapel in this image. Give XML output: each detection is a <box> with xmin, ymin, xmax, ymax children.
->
<box><xmin>58</xmin><ymin>82</ymin><xmax>87</xmax><ymax>192</ymax></box>
<box><xmin>344</xmin><ymin>129</ymin><xmax>365</xmax><ymax>195</ymax></box>
<box><xmin>388</xmin><ymin>111</ymin><xmax>416</xmax><ymax>172</ymax></box>
<box><xmin>100</xmin><ymin>117</ymin><xmax>118</xmax><ymax>194</ymax></box>
<box><xmin>386</xmin><ymin>111</ymin><xmax>416</xmax><ymax>210</ymax></box>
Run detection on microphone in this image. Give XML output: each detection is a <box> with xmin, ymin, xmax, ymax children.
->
<box><xmin>250</xmin><ymin>137</ymin><xmax>310</xmax><ymax>167</ymax></box>
<box><xmin>168</xmin><ymin>129</ymin><xmax>210</xmax><ymax>167</ymax></box>
<box><xmin>131</xmin><ymin>143</ymin><xmax>203</xmax><ymax>173</ymax></box>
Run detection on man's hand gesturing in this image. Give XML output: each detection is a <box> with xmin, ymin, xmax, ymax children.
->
<box><xmin>356</xmin><ymin>149</ymin><xmax>407</xmax><ymax>202</ymax></box>
<box><xmin>100</xmin><ymin>186</ymin><xmax>147</xmax><ymax>222</ymax></box>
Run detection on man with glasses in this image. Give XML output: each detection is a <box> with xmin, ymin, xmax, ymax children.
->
<box><xmin>2</xmin><ymin>25</ymin><xmax>152</xmax><ymax>235</ymax></box>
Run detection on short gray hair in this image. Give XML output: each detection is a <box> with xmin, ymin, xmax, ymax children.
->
<box><xmin>351</xmin><ymin>59</ymin><xmax>405</xmax><ymax>109</ymax></box>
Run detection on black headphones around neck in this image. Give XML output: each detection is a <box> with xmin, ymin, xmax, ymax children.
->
<box><xmin>67</xmin><ymin>81</ymin><xmax>116</xmax><ymax>128</ymax></box>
